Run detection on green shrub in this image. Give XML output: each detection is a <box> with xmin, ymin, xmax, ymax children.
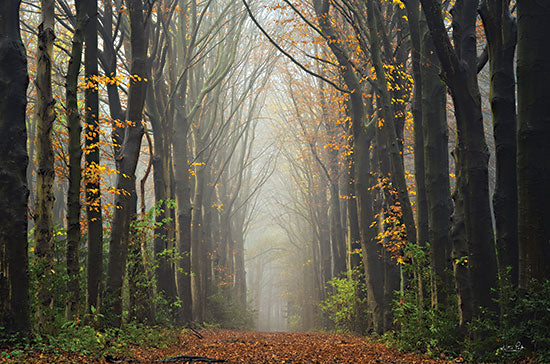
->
<box><xmin>389</xmin><ymin>285</ymin><xmax>460</xmax><ymax>358</ymax></box>
<box><xmin>320</xmin><ymin>267</ymin><xmax>367</xmax><ymax>333</ymax></box>
<box><xmin>389</xmin><ymin>269</ymin><xmax>550</xmax><ymax>363</ymax></box>
<box><xmin>494</xmin><ymin>279</ymin><xmax>550</xmax><ymax>362</ymax></box>
<box><xmin>36</xmin><ymin>321</ymin><xmax>179</xmax><ymax>357</ymax></box>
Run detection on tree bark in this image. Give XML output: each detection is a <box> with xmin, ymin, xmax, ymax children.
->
<box><xmin>517</xmin><ymin>0</ymin><xmax>550</xmax><ymax>290</ymax></box>
<box><xmin>150</xmin><ymin>119</ymin><xmax>178</xmax><ymax>309</ymax></box>
<box><xmin>173</xmin><ymin>110</ymin><xmax>193</xmax><ymax>323</ymax></box>
<box><xmin>480</xmin><ymin>0</ymin><xmax>518</xmax><ymax>287</ymax></box>
<box><xmin>405</xmin><ymin>0</ymin><xmax>429</xmax><ymax>251</ymax></box>
<box><xmin>190</xmin><ymin>152</ymin><xmax>205</xmax><ymax>321</ymax></box>
<box><xmin>0</xmin><ymin>0</ymin><xmax>31</xmax><ymax>336</ymax></box>
<box><xmin>420</xmin><ymin>0</ymin><xmax>498</xmax><ymax>317</ymax></box>
<box><xmin>85</xmin><ymin>0</ymin><xmax>103</xmax><ymax>315</ymax></box>
<box><xmin>66</xmin><ymin>0</ymin><xmax>84</xmax><ymax>321</ymax></box>
<box><xmin>105</xmin><ymin>0</ymin><xmax>148</xmax><ymax>327</ymax></box>
<box><xmin>330</xmin><ymin>181</ymin><xmax>346</xmax><ymax>277</ymax></box>
<box><xmin>346</xmin><ymin>157</ymin><xmax>362</xmax><ymax>272</ymax></box>
<box><xmin>34</xmin><ymin>0</ymin><xmax>56</xmax><ymax>330</ymax></box>
<box><xmin>419</xmin><ymin>16</ymin><xmax>453</xmax><ymax>309</ymax></box>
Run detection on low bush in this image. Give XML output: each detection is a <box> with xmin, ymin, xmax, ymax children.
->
<box><xmin>388</xmin><ymin>277</ymin><xmax>550</xmax><ymax>363</ymax></box>
<box><xmin>320</xmin><ymin>267</ymin><xmax>368</xmax><ymax>334</ymax></box>
<box><xmin>1</xmin><ymin>322</ymin><xmax>180</xmax><ymax>361</ymax></box>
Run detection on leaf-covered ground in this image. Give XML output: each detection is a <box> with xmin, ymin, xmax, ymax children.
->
<box><xmin>2</xmin><ymin>329</ymin><xmax>454</xmax><ymax>363</ymax></box>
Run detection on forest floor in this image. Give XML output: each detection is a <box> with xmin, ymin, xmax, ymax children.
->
<box><xmin>1</xmin><ymin>329</ymin><xmax>454</xmax><ymax>363</ymax></box>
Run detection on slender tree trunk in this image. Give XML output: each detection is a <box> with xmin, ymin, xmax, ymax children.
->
<box><xmin>34</xmin><ymin>0</ymin><xmax>56</xmax><ymax>330</ymax></box>
<box><xmin>330</xmin><ymin>182</ymin><xmax>346</xmax><ymax>277</ymax></box>
<box><xmin>404</xmin><ymin>1</ymin><xmax>429</xmax><ymax>322</ymax></box>
<box><xmin>202</xmin><ymin>195</ymin><xmax>214</xmax><ymax>306</ymax></box>
<box><xmin>355</xmin><ymin>118</ymin><xmax>383</xmax><ymax>333</ymax></box>
<box><xmin>173</xmin><ymin>111</ymin><xmax>193</xmax><ymax>322</ymax></box>
<box><xmin>419</xmin><ymin>18</ymin><xmax>453</xmax><ymax>309</ymax></box>
<box><xmin>346</xmin><ymin>152</ymin><xmax>362</xmax><ymax>272</ymax></box>
<box><xmin>151</xmin><ymin>127</ymin><xmax>178</xmax><ymax>307</ymax></box>
<box><xmin>66</xmin><ymin>0</ymin><xmax>84</xmax><ymax>321</ymax></box>
<box><xmin>405</xmin><ymin>0</ymin><xmax>429</xmax><ymax>249</ymax></box>
<box><xmin>450</xmin><ymin>150</ymin><xmax>472</xmax><ymax>328</ymax></box>
<box><xmin>190</xmin><ymin>157</ymin><xmax>205</xmax><ymax>321</ymax></box>
<box><xmin>223</xmin><ymin>212</ymin><xmax>235</xmax><ymax>298</ymax></box>
<box><xmin>85</xmin><ymin>0</ymin><xmax>104</xmax><ymax>315</ymax></box>
<box><xmin>101</xmin><ymin>2</ymin><xmax>125</xmax><ymax>152</ymax></box>
<box><xmin>105</xmin><ymin>0</ymin><xmax>148</xmax><ymax>327</ymax></box>
<box><xmin>517</xmin><ymin>0</ymin><xmax>550</xmax><ymax>290</ymax></box>
<box><xmin>0</xmin><ymin>0</ymin><xmax>31</xmax><ymax>336</ymax></box>
<box><xmin>234</xmin><ymin>225</ymin><xmax>247</xmax><ymax>307</ymax></box>
<box><xmin>317</xmin><ymin>190</ymin><xmax>332</xmax><ymax>289</ymax></box>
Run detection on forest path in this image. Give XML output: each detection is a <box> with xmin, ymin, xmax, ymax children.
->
<box><xmin>8</xmin><ymin>329</ymin><xmax>453</xmax><ymax>363</ymax></box>
<box><xmin>120</xmin><ymin>329</ymin><xmax>450</xmax><ymax>364</ymax></box>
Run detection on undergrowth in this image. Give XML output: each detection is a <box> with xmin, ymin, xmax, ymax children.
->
<box><xmin>386</xmin><ymin>278</ymin><xmax>550</xmax><ymax>363</ymax></box>
<box><xmin>1</xmin><ymin>322</ymin><xmax>181</xmax><ymax>362</ymax></box>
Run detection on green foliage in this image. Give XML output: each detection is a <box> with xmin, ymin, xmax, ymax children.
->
<box><xmin>28</xmin><ymin>224</ymin><xmax>86</xmax><ymax>335</ymax></box>
<box><xmin>320</xmin><ymin>267</ymin><xmax>367</xmax><ymax>333</ymax></box>
<box><xmin>510</xmin><ymin>281</ymin><xmax>550</xmax><ymax>360</ymax></box>
<box><xmin>205</xmin><ymin>287</ymin><xmax>254</xmax><ymax>329</ymax></box>
<box><xmin>387</xmin><ymin>242</ymin><xmax>462</xmax><ymax>358</ymax></box>
<box><xmin>388</xmin><ymin>285</ymin><xmax>460</xmax><ymax>359</ymax></box>
<box><xmin>1</xmin><ymin>323</ymin><xmax>179</xmax><ymax>362</ymax></box>
<box><xmin>42</xmin><ymin>322</ymin><xmax>178</xmax><ymax>357</ymax></box>
<box><xmin>459</xmin><ymin>279</ymin><xmax>550</xmax><ymax>362</ymax></box>
<box><xmin>388</xmin><ymin>262</ymin><xmax>550</xmax><ymax>362</ymax></box>
<box><xmin>126</xmin><ymin>199</ymin><xmax>182</xmax><ymax>325</ymax></box>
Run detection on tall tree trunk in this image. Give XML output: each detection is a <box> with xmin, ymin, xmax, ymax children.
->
<box><xmin>105</xmin><ymin>0</ymin><xmax>148</xmax><ymax>327</ymax></box>
<box><xmin>329</xmin><ymin>181</ymin><xmax>346</xmax><ymax>277</ymax></box>
<box><xmin>517</xmin><ymin>0</ymin><xmax>550</xmax><ymax>290</ymax></box>
<box><xmin>451</xmin><ymin>73</ymin><xmax>498</xmax><ymax>315</ymax></box>
<box><xmin>101</xmin><ymin>1</ymin><xmax>125</xmax><ymax>153</ymax></box>
<box><xmin>313</xmin><ymin>0</ymin><xmax>383</xmax><ymax>332</ymax></box>
<box><xmin>234</xmin><ymin>223</ymin><xmax>247</xmax><ymax>308</ymax></box>
<box><xmin>0</xmin><ymin>0</ymin><xmax>31</xmax><ymax>336</ymax></box>
<box><xmin>420</xmin><ymin>0</ymin><xmax>498</xmax><ymax>317</ymax></box>
<box><xmin>173</xmin><ymin>111</ymin><xmax>193</xmax><ymax>323</ymax></box>
<box><xmin>366</xmin><ymin>0</ymin><xmax>417</xmax><ymax>251</ymax></box>
<box><xmin>405</xmin><ymin>0</ymin><xmax>429</xmax><ymax>250</ymax></box>
<box><xmin>202</xmin><ymin>195</ymin><xmax>214</xmax><ymax>306</ymax></box>
<box><xmin>66</xmin><ymin>0</ymin><xmax>84</xmax><ymax>321</ymax></box>
<box><xmin>419</xmin><ymin>18</ymin><xmax>453</xmax><ymax>309</ymax></box>
<box><xmin>190</xmin><ymin>157</ymin><xmax>205</xmax><ymax>321</ymax></box>
<box><xmin>480</xmin><ymin>0</ymin><xmax>518</xmax><ymax>288</ymax></box>
<box><xmin>346</xmin><ymin>157</ymin><xmax>362</xmax><ymax>272</ymax></box>
<box><xmin>34</xmin><ymin>0</ymin><xmax>56</xmax><ymax>330</ymax></box>
<box><xmin>355</xmin><ymin>114</ymin><xmax>383</xmax><ymax>333</ymax></box>
<box><xmin>85</xmin><ymin>0</ymin><xmax>103</xmax><ymax>315</ymax></box>
<box><xmin>317</xmin><ymin>190</ymin><xmax>332</xmax><ymax>291</ymax></box>
<box><xmin>449</xmin><ymin>154</ymin><xmax>472</xmax><ymax>328</ymax></box>
<box><xmin>151</xmin><ymin>125</ymin><xmax>178</xmax><ymax>308</ymax></box>
<box><xmin>146</xmin><ymin>70</ymin><xmax>178</xmax><ymax>315</ymax></box>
